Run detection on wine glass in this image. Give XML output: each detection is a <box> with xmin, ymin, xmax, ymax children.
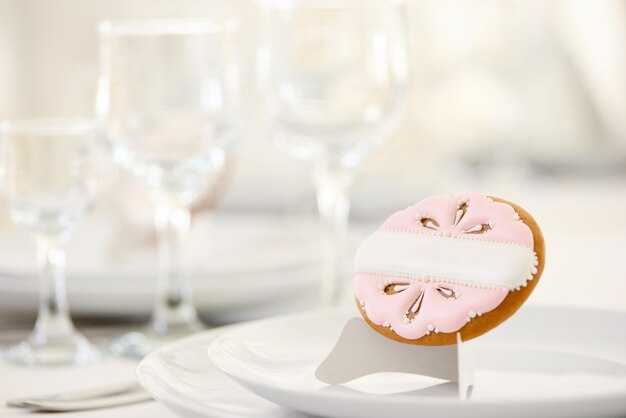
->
<box><xmin>258</xmin><ymin>0</ymin><xmax>409</xmax><ymax>306</ymax></box>
<box><xmin>97</xmin><ymin>19</ymin><xmax>245</xmax><ymax>357</ymax></box>
<box><xmin>0</xmin><ymin>120</ymin><xmax>101</xmax><ymax>366</ymax></box>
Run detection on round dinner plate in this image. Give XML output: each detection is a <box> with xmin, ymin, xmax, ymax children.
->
<box><xmin>209</xmin><ymin>307</ymin><xmax>626</xmax><ymax>418</ymax></box>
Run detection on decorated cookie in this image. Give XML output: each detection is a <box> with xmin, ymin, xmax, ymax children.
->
<box><xmin>354</xmin><ymin>193</ymin><xmax>545</xmax><ymax>345</ymax></box>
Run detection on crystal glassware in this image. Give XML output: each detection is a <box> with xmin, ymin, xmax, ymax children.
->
<box><xmin>0</xmin><ymin>120</ymin><xmax>101</xmax><ymax>366</ymax></box>
<box><xmin>258</xmin><ymin>0</ymin><xmax>409</xmax><ymax>306</ymax></box>
<box><xmin>97</xmin><ymin>19</ymin><xmax>245</xmax><ymax>357</ymax></box>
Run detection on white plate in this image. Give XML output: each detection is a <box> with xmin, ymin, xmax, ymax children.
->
<box><xmin>137</xmin><ymin>324</ymin><xmax>304</xmax><ymax>418</ymax></box>
<box><xmin>209</xmin><ymin>307</ymin><xmax>626</xmax><ymax>418</ymax></box>
<box><xmin>0</xmin><ymin>212</ymin><xmax>326</xmax><ymax>322</ymax></box>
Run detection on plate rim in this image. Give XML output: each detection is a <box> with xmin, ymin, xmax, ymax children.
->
<box><xmin>136</xmin><ymin>318</ymin><xmax>304</xmax><ymax>418</ymax></box>
<box><xmin>137</xmin><ymin>325</ymin><xmax>238</xmax><ymax>417</ymax></box>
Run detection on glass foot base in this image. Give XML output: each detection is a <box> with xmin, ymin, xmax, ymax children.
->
<box><xmin>110</xmin><ymin>319</ymin><xmax>205</xmax><ymax>359</ymax></box>
<box><xmin>4</xmin><ymin>333</ymin><xmax>101</xmax><ymax>366</ymax></box>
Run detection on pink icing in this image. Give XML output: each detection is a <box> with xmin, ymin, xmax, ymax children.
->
<box><xmin>356</xmin><ymin>273</ymin><xmax>507</xmax><ymax>338</ymax></box>
<box><xmin>381</xmin><ymin>193</ymin><xmax>533</xmax><ymax>248</ymax></box>
<box><xmin>354</xmin><ymin>192</ymin><xmax>535</xmax><ymax>340</ymax></box>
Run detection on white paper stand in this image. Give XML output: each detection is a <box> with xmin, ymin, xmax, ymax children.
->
<box><xmin>315</xmin><ymin>318</ymin><xmax>474</xmax><ymax>399</ymax></box>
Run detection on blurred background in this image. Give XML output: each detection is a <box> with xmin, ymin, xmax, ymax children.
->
<box><xmin>0</xmin><ymin>0</ymin><xmax>625</xmax><ymax>328</ymax></box>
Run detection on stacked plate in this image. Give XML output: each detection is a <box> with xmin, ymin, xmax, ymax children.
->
<box><xmin>0</xmin><ymin>212</ymin><xmax>327</xmax><ymax>323</ymax></box>
<box><xmin>137</xmin><ymin>306</ymin><xmax>626</xmax><ymax>418</ymax></box>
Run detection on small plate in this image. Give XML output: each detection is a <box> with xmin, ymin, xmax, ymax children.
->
<box><xmin>209</xmin><ymin>307</ymin><xmax>626</xmax><ymax>418</ymax></box>
<box><xmin>137</xmin><ymin>324</ymin><xmax>304</xmax><ymax>418</ymax></box>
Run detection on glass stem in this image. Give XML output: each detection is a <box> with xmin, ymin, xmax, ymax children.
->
<box><xmin>150</xmin><ymin>191</ymin><xmax>199</xmax><ymax>334</ymax></box>
<box><xmin>32</xmin><ymin>233</ymin><xmax>76</xmax><ymax>344</ymax></box>
<box><xmin>314</xmin><ymin>162</ymin><xmax>353</xmax><ymax>307</ymax></box>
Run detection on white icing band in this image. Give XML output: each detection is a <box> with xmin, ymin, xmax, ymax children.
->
<box><xmin>354</xmin><ymin>230</ymin><xmax>535</xmax><ymax>290</ymax></box>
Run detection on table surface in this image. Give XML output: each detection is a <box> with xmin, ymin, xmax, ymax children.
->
<box><xmin>0</xmin><ymin>356</ymin><xmax>176</xmax><ymax>418</ymax></box>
